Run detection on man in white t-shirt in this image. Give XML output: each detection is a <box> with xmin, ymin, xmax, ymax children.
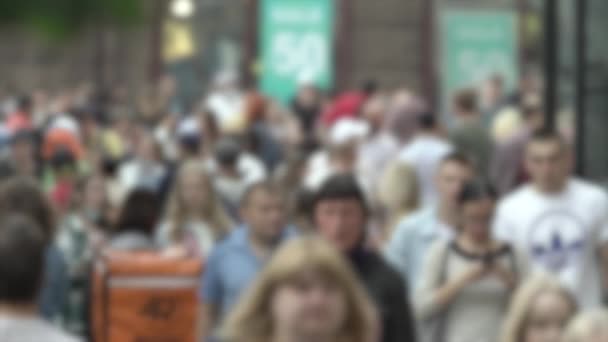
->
<box><xmin>494</xmin><ymin>129</ymin><xmax>608</xmax><ymax>308</ymax></box>
<box><xmin>0</xmin><ymin>215</ymin><xmax>78</xmax><ymax>342</ymax></box>
<box><xmin>399</xmin><ymin>113</ymin><xmax>453</xmax><ymax>207</ymax></box>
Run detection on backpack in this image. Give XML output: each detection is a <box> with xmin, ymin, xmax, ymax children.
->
<box><xmin>92</xmin><ymin>250</ymin><xmax>203</xmax><ymax>342</ymax></box>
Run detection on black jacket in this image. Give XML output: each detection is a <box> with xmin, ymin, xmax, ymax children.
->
<box><xmin>350</xmin><ymin>248</ymin><xmax>417</xmax><ymax>342</ymax></box>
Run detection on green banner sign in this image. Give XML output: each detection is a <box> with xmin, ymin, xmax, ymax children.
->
<box><xmin>441</xmin><ymin>10</ymin><xmax>518</xmax><ymax>114</ymax></box>
<box><xmin>259</xmin><ymin>0</ymin><xmax>335</xmax><ymax>104</ymax></box>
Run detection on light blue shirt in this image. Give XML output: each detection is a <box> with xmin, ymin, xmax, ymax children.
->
<box><xmin>200</xmin><ymin>226</ymin><xmax>294</xmax><ymax>319</ymax></box>
<box><xmin>384</xmin><ymin>208</ymin><xmax>454</xmax><ymax>293</ymax></box>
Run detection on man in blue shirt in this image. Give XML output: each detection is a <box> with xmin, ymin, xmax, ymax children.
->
<box><xmin>199</xmin><ymin>181</ymin><xmax>289</xmax><ymax>339</ymax></box>
<box><xmin>384</xmin><ymin>152</ymin><xmax>474</xmax><ymax>292</ymax></box>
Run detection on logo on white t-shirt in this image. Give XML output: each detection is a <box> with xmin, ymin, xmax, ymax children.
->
<box><xmin>527</xmin><ymin>210</ymin><xmax>586</xmax><ymax>272</ymax></box>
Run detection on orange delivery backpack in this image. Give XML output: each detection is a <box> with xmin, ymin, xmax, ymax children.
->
<box><xmin>92</xmin><ymin>250</ymin><xmax>203</xmax><ymax>342</ymax></box>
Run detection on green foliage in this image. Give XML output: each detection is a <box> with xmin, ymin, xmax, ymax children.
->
<box><xmin>0</xmin><ymin>0</ymin><xmax>145</xmax><ymax>40</ymax></box>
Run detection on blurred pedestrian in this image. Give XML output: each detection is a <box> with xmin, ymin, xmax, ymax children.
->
<box><xmin>358</xmin><ymin>93</ymin><xmax>400</xmax><ymax>200</ymax></box>
<box><xmin>399</xmin><ymin>112</ymin><xmax>453</xmax><ymax>207</ymax></box>
<box><xmin>494</xmin><ymin>129</ymin><xmax>608</xmax><ymax>308</ymax></box>
<box><xmin>207</xmin><ymin>137</ymin><xmax>267</xmax><ymax>219</ymax></box>
<box><xmin>264</xmin><ymin>100</ymin><xmax>303</xmax><ymax>151</ymax></box>
<box><xmin>56</xmin><ymin>173</ymin><xmax>109</xmax><ymax>336</ymax></box>
<box><xmin>199</xmin><ymin>182</ymin><xmax>291</xmax><ymax>339</ymax></box>
<box><xmin>273</xmin><ymin>150</ymin><xmax>315</xmax><ymax>233</ymax></box>
<box><xmin>375</xmin><ymin>161</ymin><xmax>419</xmax><ymax>243</ymax></box>
<box><xmin>562</xmin><ymin>309</ymin><xmax>608</xmax><ymax>342</ymax></box>
<box><xmin>448</xmin><ymin>88</ymin><xmax>493</xmax><ymax>177</ymax></box>
<box><xmin>5</xmin><ymin>95</ymin><xmax>34</xmax><ymax>133</ymax></box>
<box><xmin>109</xmin><ymin>189</ymin><xmax>161</xmax><ymax>251</ymax></box>
<box><xmin>383</xmin><ymin>89</ymin><xmax>426</xmax><ymax>144</ymax></box>
<box><xmin>479</xmin><ymin>74</ymin><xmax>506</xmax><ymax>128</ymax></box>
<box><xmin>46</xmin><ymin>148</ymin><xmax>79</xmax><ymax>217</ymax></box>
<box><xmin>205</xmin><ymin>71</ymin><xmax>245</xmax><ymax>132</ymax></box>
<box><xmin>490</xmin><ymin>94</ymin><xmax>544</xmax><ymax>195</ymax></box>
<box><xmin>313</xmin><ymin>174</ymin><xmax>417</xmax><ymax>342</ymax></box>
<box><xmin>219</xmin><ymin>237</ymin><xmax>377</xmax><ymax>342</ymax></box>
<box><xmin>415</xmin><ymin>181</ymin><xmax>527</xmax><ymax>342</ymax></box>
<box><xmin>0</xmin><ymin>215</ymin><xmax>78</xmax><ymax>342</ymax></box>
<box><xmin>117</xmin><ymin>131</ymin><xmax>168</xmax><ymax>194</ymax></box>
<box><xmin>198</xmin><ymin>109</ymin><xmax>221</xmax><ymax>158</ymax></box>
<box><xmin>320</xmin><ymin>80</ymin><xmax>378</xmax><ymax>128</ymax></box>
<box><xmin>176</xmin><ymin>116</ymin><xmax>203</xmax><ymax>162</ymax></box>
<box><xmin>157</xmin><ymin>161</ymin><xmax>232</xmax><ymax>258</ymax></box>
<box><xmin>243</xmin><ymin>92</ymin><xmax>283</xmax><ymax>172</ymax></box>
<box><xmin>501</xmin><ymin>274</ymin><xmax>577</xmax><ymax>342</ymax></box>
<box><xmin>304</xmin><ymin>118</ymin><xmax>368</xmax><ymax>191</ymax></box>
<box><xmin>0</xmin><ymin>178</ymin><xmax>68</xmax><ymax>322</ymax></box>
<box><xmin>385</xmin><ymin>152</ymin><xmax>474</xmax><ymax>290</ymax></box>
<box><xmin>290</xmin><ymin>81</ymin><xmax>323</xmax><ymax>138</ymax></box>
<box><xmin>9</xmin><ymin>130</ymin><xmax>38</xmax><ymax>179</ymax></box>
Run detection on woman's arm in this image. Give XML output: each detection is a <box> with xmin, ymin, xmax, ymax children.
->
<box><xmin>432</xmin><ymin>262</ymin><xmax>487</xmax><ymax>310</ymax></box>
<box><xmin>414</xmin><ymin>243</ymin><xmax>487</xmax><ymax>319</ymax></box>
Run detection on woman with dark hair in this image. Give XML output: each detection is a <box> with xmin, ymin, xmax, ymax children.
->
<box><xmin>109</xmin><ymin>188</ymin><xmax>161</xmax><ymax>251</ymax></box>
<box><xmin>415</xmin><ymin>181</ymin><xmax>528</xmax><ymax>342</ymax></box>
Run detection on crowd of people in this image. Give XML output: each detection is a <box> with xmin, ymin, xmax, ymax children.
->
<box><xmin>0</xmin><ymin>70</ymin><xmax>607</xmax><ymax>342</ymax></box>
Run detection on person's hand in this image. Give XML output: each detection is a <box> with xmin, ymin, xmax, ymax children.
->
<box><xmin>490</xmin><ymin>262</ymin><xmax>517</xmax><ymax>289</ymax></box>
<box><xmin>461</xmin><ymin>261</ymin><xmax>490</xmax><ymax>285</ymax></box>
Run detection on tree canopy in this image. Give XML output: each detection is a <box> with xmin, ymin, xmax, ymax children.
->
<box><xmin>0</xmin><ymin>0</ymin><xmax>145</xmax><ymax>39</ymax></box>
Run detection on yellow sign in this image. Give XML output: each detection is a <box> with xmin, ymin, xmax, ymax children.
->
<box><xmin>163</xmin><ymin>20</ymin><xmax>195</xmax><ymax>62</ymax></box>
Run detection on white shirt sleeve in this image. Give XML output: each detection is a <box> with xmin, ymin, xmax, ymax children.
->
<box><xmin>493</xmin><ymin>203</ymin><xmax>515</xmax><ymax>243</ymax></box>
<box><xmin>594</xmin><ymin>190</ymin><xmax>608</xmax><ymax>246</ymax></box>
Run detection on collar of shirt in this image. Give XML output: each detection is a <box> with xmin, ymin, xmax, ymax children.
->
<box><xmin>228</xmin><ymin>225</ymin><xmax>295</xmax><ymax>262</ymax></box>
<box><xmin>420</xmin><ymin>207</ymin><xmax>455</xmax><ymax>241</ymax></box>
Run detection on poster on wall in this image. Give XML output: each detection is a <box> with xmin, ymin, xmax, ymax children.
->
<box><xmin>259</xmin><ymin>0</ymin><xmax>335</xmax><ymax>104</ymax></box>
<box><xmin>440</xmin><ymin>10</ymin><xmax>518</xmax><ymax>119</ymax></box>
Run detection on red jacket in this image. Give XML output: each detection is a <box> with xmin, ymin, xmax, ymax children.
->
<box><xmin>321</xmin><ymin>91</ymin><xmax>367</xmax><ymax>127</ymax></box>
<box><xmin>5</xmin><ymin>111</ymin><xmax>33</xmax><ymax>133</ymax></box>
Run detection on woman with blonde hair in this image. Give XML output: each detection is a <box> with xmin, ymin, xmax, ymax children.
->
<box><xmin>562</xmin><ymin>309</ymin><xmax>608</xmax><ymax>342</ymax></box>
<box><xmin>157</xmin><ymin>161</ymin><xmax>232</xmax><ymax>257</ymax></box>
<box><xmin>501</xmin><ymin>274</ymin><xmax>578</xmax><ymax>342</ymax></box>
<box><xmin>219</xmin><ymin>236</ymin><xmax>377</xmax><ymax>342</ymax></box>
<box><xmin>376</xmin><ymin>160</ymin><xmax>419</xmax><ymax>242</ymax></box>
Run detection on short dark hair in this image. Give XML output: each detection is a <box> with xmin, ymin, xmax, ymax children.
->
<box><xmin>115</xmin><ymin>188</ymin><xmax>161</xmax><ymax>236</ymax></box>
<box><xmin>453</xmin><ymin>88</ymin><xmax>478</xmax><ymax>113</ymax></box>
<box><xmin>418</xmin><ymin>112</ymin><xmax>437</xmax><ymax>130</ymax></box>
<box><xmin>215</xmin><ymin>137</ymin><xmax>241</xmax><ymax>168</ymax></box>
<box><xmin>240</xmin><ymin>181</ymin><xmax>284</xmax><ymax>209</ymax></box>
<box><xmin>0</xmin><ymin>215</ymin><xmax>46</xmax><ymax>304</ymax></box>
<box><xmin>312</xmin><ymin>174</ymin><xmax>369</xmax><ymax>216</ymax></box>
<box><xmin>0</xmin><ymin>178</ymin><xmax>55</xmax><ymax>243</ymax></box>
<box><xmin>440</xmin><ymin>151</ymin><xmax>475</xmax><ymax>170</ymax></box>
<box><xmin>529</xmin><ymin>128</ymin><xmax>568</xmax><ymax>151</ymax></box>
<box><xmin>50</xmin><ymin>147</ymin><xmax>76</xmax><ymax>172</ymax></box>
<box><xmin>458</xmin><ymin>181</ymin><xmax>497</xmax><ymax>206</ymax></box>
<box><xmin>17</xmin><ymin>95</ymin><xmax>32</xmax><ymax>112</ymax></box>
<box><xmin>361</xmin><ymin>80</ymin><xmax>378</xmax><ymax>95</ymax></box>
<box><xmin>10</xmin><ymin>129</ymin><xmax>35</xmax><ymax>146</ymax></box>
